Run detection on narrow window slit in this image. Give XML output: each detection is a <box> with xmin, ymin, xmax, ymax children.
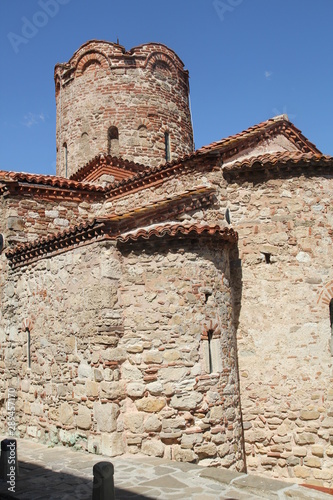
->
<box><xmin>207</xmin><ymin>329</ymin><xmax>213</xmax><ymax>374</ymax></box>
<box><xmin>63</xmin><ymin>143</ymin><xmax>68</xmax><ymax>177</ymax></box>
<box><xmin>164</xmin><ymin>132</ymin><xmax>171</xmax><ymax>162</ymax></box>
<box><xmin>107</xmin><ymin>126</ymin><xmax>119</xmax><ymax>156</ymax></box>
<box><xmin>26</xmin><ymin>328</ymin><xmax>31</xmax><ymax>369</ymax></box>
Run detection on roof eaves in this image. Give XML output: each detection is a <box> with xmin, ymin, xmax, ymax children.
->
<box><xmin>196</xmin><ymin>116</ymin><xmax>321</xmax><ymax>158</ymax></box>
<box><xmin>223</xmin><ymin>151</ymin><xmax>333</xmax><ymax>179</ymax></box>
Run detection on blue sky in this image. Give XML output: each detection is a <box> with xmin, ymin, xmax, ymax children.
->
<box><xmin>1</xmin><ymin>0</ymin><xmax>332</xmax><ymax>175</ymax></box>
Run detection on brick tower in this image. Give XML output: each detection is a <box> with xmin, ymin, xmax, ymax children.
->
<box><xmin>54</xmin><ymin>40</ymin><xmax>194</xmax><ymax>178</ymax></box>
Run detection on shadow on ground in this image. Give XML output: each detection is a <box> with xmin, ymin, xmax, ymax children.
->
<box><xmin>0</xmin><ymin>460</ymin><xmax>155</xmax><ymax>500</ymax></box>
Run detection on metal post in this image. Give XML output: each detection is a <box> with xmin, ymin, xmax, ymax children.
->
<box><xmin>0</xmin><ymin>439</ymin><xmax>18</xmax><ymax>483</ymax></box>
<box><xmin>92</xmin><ymin>461</ymin><xmax>115</xmax><ymax>500</ymax></box>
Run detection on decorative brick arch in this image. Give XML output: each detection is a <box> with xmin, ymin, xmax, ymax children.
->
<box><xmin>106</xmin><ymin>119</ymin><xmax>120</xmax><ymax>130</ymax></box>
<box><xmin>160</xmin><ymin>125</ymin><xmax>171</xmax><ymax>134</ymax></box>
<box><xmin>22</xmin><ymin>318</ymin><xmax>33</xmax><ymax>332</ymax></box>
<box><xmin>201</xmin><ymin>319</ymin><xmax>221</xmax><ymax>341</ymax></box>
<box><xmin>146</xmin><ymin>52</ymin><xmax>177</xmax><ymax>80</ymax></box>
<box><xmin>135</xmin><ymin>118</ymin><xmax>152</xmax><ymax>131</ymax></box>
<box><xmin>76</xmin><ymin>51</ymin><xmax>109</xmax><ymax>77</ymax></box>
<box><xmin>317</xmin><ymin>280</ymin><xmax>333</xmax><ymax>307</ymax></box>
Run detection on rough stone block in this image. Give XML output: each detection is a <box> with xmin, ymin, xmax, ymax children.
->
<box><xmin>294</xmin><ymin>433</ymin><xmax>315</xmax><ymax>445</ymax></box>
<box><xmin>77</xmin><ymin>405</ymin><xmax>91</xmax><ymax>430</ymax></box>
<box><xmin>141</xmin><ymin>439</ymin><xmax>165</xmax><ymax>457</ymax></box>
<box><xmin>101</xmin><ymin>432</ymin><xmax>125</xmax><ymax>457</ymax></box>
<box><xmin>195</xmin><ymin>442</ymin><xmax>217</xmax><ymax>458</ymax></box>
<box><xmin>94</xmin><ymin>402</ymin><xmax>119</xmax><ymax>432</ymax></box>
<box><xmin>173</xmin><ymin>445</ymin><xmax>197</xmax><ymax>463</ymax></box>
<box><xmin>126</xmin><ymin>382</ymin><xmax>145</xmax><ymax>398</ymax></box>
<box><xmin>135</xmin><ymin>397</ymin><xmax>166</xmax><ymax>413</ymax></box>
<box><xmin>170</xmin><ymin>393</ymin><xmax>203</xmax><ymax>411</ymax></box>
<box><xmin>124</xmin><ymin>413</ymin><xmax>144</xmax><ymax>433</ymax></box>
<box><xmin>59</xmin><ymin>402</ymin><xmax>74</xmax><ymax>425</ymax></box>
<box><xmin>300</xmin><ymin>410</ymin><xmax>320</xmax><ymax>421</ymax></box>
<box><xmin>144</xmin><ymin>415</ymin><xmax>162</xmax><ymax>433</ymax></box>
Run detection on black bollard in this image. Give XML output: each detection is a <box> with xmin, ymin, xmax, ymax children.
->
<box><xmin>0</xmin><ymin>439</ymin><xmax>18</xmax><ymax>484</ymax></box>
<box><xmin>92</xmin><ymin>461</ymin><xmax>115</xmax><ymax>500</ymax></box>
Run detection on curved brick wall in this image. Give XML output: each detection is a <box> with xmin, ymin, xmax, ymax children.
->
<box><xmin>54</xmin><ymin>41</ymin><xmax>194</xmax><ymax>177</ymax></box>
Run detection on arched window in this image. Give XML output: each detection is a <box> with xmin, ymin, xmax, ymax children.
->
<box><xmin>107</xmin><ymin>126</ymin><xmax>119</xmax><ymax>156</ymax></box>
<box><xmin>164</xmin><ymin>132</ymin><xmax>171</xmax><ymax>162</ymax></box>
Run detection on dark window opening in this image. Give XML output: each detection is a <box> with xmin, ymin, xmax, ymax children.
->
<box><xmin>207</xmin><ymin>329</ymin><xmax>214</xmax><ymax>374</ymax></box>
<box><xmin>26</xmin><ymin>328</ymin><xmax>31</xmax><ymax>369</ymax></box>
<box><xmin>63</xmin><ymin>143</ymin><xmax>68</xmax><ymax>177</ymax></box>
<box><xmin>107</xmin><ymin>127</ymin><xmax>119</xmax><ymax>156</ymax></box>
<box><xmin>262</xmin><ymin>252</ymin><xmax>271</xmax><ymax>264</ymax></box>
<box><xmin>225</xmin><ymin>208</ymin><xmax>231</xmax><ymax>224</ymax></box>
<box><xmin>164</xmin><ymin>132</ymin><xmax>171</xmax><ymax>162</ymax></box>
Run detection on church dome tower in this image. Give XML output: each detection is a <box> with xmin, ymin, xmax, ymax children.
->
<box><xmin>54</xmin><ymin>40</ymin><xmax>194</xmax><ymax>178</ymax></box>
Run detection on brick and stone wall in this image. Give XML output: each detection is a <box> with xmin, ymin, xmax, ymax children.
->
<box><xmin>3</xmin><ymin>194</ymin><xmax>103</xmax><ymax>246</ymax></box>
<box><xmin>224</xmin><ymin>169</ymin><xmax>333</xmax><ymax>487</ymax></box>
<box><xmin>1</xmin><ymin>235</ymin><xmax>244</xmax><ymax>470</ymax></box>
<box><xmin>55</xmin><ymin>41</ymin><xmax>194</xmax><ymax>177</ymax></box>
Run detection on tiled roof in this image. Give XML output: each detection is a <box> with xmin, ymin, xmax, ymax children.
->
<box><xmin>69</xmin><ymin>154</ymin><xmax>149</xmax><ymax>183</ymax></box>
<box><xmin>116</xmin><ymin>223</ymin><xmax>237</xmax><ymax>244</ymax></box>
<box><xmin>0</xmin><ymin>149</ymin><xmax>221</xmax><ymax>200</ymax></box>
<box><xmin>6</xmin><ymin>187</ymin><xmax>221</xmax><ymax>268</ymax></box>
<box><xmin>7</xmin><ymin>220</ymin><xmax>236</xmax><ymax>269</ymax></box>
<box><xmin>223</xmin><ymin>151</ymin><xmax>333</xmax><ymax>177</ymax></box>
<box><xmin>0</xmin><ymin>170</ymin><xmax>106</xmax><ymax>194</ymax></box>
<box><xmin>196</xmin><ymin>115</ymin><xmax>321</xmax><ymax>158</ymax></box>
<box><xmin>105</xmin><ymin>152</ymin><xmax>221</xmax><ymax>199</ymax></box>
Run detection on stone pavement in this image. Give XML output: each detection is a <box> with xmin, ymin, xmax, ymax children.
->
<box><xmin>0</xmin><ymin>437</ymin><xmax>332</xmax><ymax>500</ymax></box>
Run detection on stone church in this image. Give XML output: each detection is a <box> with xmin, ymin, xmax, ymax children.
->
<box><xmin>1</xmin><ymin>40</ymin><xmax>332</xmax><ymax>488</ymax></box>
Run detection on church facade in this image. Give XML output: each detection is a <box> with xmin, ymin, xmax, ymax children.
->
<box><xmin>1</xmin><ymin>40</ymin><xmax>333</xmax><ymax>487</ymax></box>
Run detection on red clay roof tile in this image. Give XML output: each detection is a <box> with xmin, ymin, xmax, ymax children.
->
<box><xmin>7</xmin><ymin>221</ymin><xmax>236</xmax><ymax>268</ymax></box>
<box><xmin>223</xmin><ymin>151</ymin><xmax>333</xmax><ymax>174</ymax></box>
<box><xmin>0</xmin><ymin>170</ymin><xmax>106</xmax><ymax>192</ymax></box>
<box><xmin>69</xmin><ymin>153</ymin><xmax>149</xmax><ymax>183</ymax></box>
<box><xmin>116</xmin><ymin>223</ymin><xmax>237</xmax><ymax>244</ymax></box>
<box><xmin>197</xmin><ymin>115</ymin><xmax>321</xmax><ymax>157</ymax></box>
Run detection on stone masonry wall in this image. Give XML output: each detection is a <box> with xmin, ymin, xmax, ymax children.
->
<box><xmin>1</xmin><ymin>237</ymin><xmax>244</xmax><ymax>470</ymax></box>
<box><xmin>225</xmin><ymin>171</ymin><xmax>333</xmax><ymax>487</ymax></box>
<box><xmin>3</xmin><ymin>193</ymin><xmax>104</xmax><ymax>246</ymax></box>
<box><xmin>55</xmin><ymin>41</ymin><xmax>194</xmax><ymax>177</ymax></box>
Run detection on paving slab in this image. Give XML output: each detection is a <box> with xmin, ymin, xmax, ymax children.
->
<box><xmin>0</xmin><ymin>437</ymin><xmax>332</xmax><ymax>500</ymax></box>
